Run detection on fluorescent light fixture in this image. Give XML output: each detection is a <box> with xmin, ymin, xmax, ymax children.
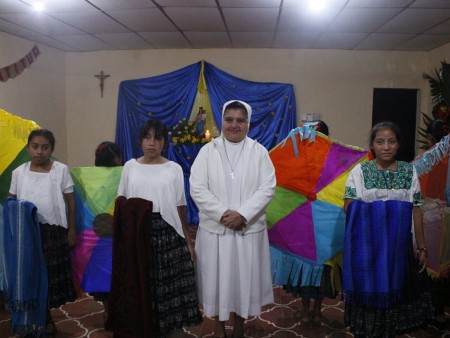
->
<box><xmin>32</xmin><ymin>1</ymin><xmax>45</xmax><ymax>12</ymax></box>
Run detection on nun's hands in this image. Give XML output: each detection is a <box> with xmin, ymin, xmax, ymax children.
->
<box><xmin>221</xmin><ymin>210</ymin><xmax>245</xmax><ymax>231</ymax></box>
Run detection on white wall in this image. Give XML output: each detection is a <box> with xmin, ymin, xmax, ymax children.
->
<box><xmin>0</xmin><ymin>32</ymin><xmax>67</xmax><ymax>162</ymax></box>
<box><xmin>428</xmin><ymin>43</ymin><xmax>450</xmax><ymax>72</ymax></box>
<box><xmin>2</xmin><ymin>30</ymin><xmax>449</xmax><ymax>168</ymax></box>
<box><xmin>65</xmin><ymin>48</ymin><xmax>436</xmax><ymax>166</ymax></box>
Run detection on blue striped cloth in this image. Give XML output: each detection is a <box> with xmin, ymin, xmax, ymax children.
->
<box><xmin>2</xmin><ymin>198</ymin><xmax>47</xmax><ymax>336</ymax></box>
<box><xmin>343</xmin><ymin>200</ymin><xmax>412</xmax><ymax>309</ymax></box>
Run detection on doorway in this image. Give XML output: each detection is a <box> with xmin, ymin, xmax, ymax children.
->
<box><xmin>372</xmin><ymin>88</ymin><xmax>419</xmax><ymax>162</ymax></box>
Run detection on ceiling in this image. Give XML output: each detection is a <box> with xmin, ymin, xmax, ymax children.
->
<box><xmin>0</xmin><ymin>0</ymin><xmax>450</xmax><ymax>52</ymax></box>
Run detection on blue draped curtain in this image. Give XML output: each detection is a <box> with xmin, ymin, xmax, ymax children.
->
<box><xmin>166</xmin><ymin>143</ymin><xmax>202</xmax><ymax>224</ymax></box>
<box><xmin>115</xmin><ymin>61</ymin><xmax>297</xmax><ymax>224</ymax></box>
<box><xmin>115</xmin><ymin>62</ymin><xmax>201</xmax><ymax>162</ymax></box>
<box><xmin>203</xmin><ymin>62</ymin><xmax>296</xmax><ymax>149</ymax></box>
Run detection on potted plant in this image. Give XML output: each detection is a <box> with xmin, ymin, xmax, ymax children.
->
<box><xmin>419</xmin><ymin>60</ymin><xmax>450</xmax><ymax>149</ymax></box>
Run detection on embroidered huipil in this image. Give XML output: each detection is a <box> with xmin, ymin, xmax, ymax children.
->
<box><xmin>344</xmin><ymin>161</ymin><xmax>423</xmax><ymax>206</ymax></box>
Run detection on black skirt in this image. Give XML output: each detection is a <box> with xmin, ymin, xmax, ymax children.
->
<box><xmin>39</xmin><ymin>223</ymin><xmax>77</xmax><ymax>309</ymax></box>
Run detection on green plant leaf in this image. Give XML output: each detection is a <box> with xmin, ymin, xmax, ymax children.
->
<box><xmin>423</xmin><ymin>60</ymin><xmax>450</xmax><ymax>107</ymax></box>
<box><xmin>418</xmin><ymin>130</ymin><xmax>428</xmax><ymax>138</ymax></box>
<box><xmin>422</xmin><ymin>113</ymin><xmax>434</xmax><ymax>124</ymax></box>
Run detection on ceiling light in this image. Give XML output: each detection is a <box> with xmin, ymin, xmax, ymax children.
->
<box><xmin>308</xmin><ymin>0</ymin><xmax>326</xmax><ymax>12</ymax></box>
<box><xmin>32</xmin><ymin>1</ymin><xmax>44</xmax><ymax>12</ymax></box>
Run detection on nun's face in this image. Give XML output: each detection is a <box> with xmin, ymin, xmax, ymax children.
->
<box><xmin>222</xmin><ymin>108</ymin><xmax>248</xmax><ymax>143</ymax></box>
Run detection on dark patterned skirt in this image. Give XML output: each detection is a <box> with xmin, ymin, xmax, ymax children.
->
<box><xmin>39</xmin><ymin>223</ymin><xmax>77</xmax><ymax>309</ymax></box>
<box><xmin>344</xmin><ymin>252</ymin><xmax>435</xmax><ymax>337</ymax></box>
<box><xmin>149</xmin><ymin>214</ymin><xmax>202</xmax><ymax>336</ymax></box>
<box><xmin>425</xmin><ymin>272</ymin><xmax>450</xmax><ymax>314</ymax></box>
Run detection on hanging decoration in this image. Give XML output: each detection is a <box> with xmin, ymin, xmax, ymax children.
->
<box><xmin>0</xmin><ymin>109</ymin><xmax>40</xmax><ymax>204</ymax></box>
<box><xmin>70</xmin><ymin>166</ymin><xmax>122</xmax><ymax>293</ymax></box>
<box><xmin>413</xmin><ymin>134</ymin><xmax>450</xmax><ymax>177</ymax></box>
<box><xmin>267</xmin><ymin>125</ymin><xmax>371</xmax><ymax>290</ymax></box>
<box><xmin>115</xmin><ymin>60</ymin><xmax>297</xmax><ymax>161</ymax></box>
<box><xmin>0</xmin><ymin>45</ymin><xmax>40</xmax><ymax>83</ymax></box>
<box><xmin>412</xmin><ymin>135</ymin><xmax>450</xmax><ymax>277</ymax></box>
<box><xmin>94</xmin><ymin>70</ymin><xmax>110</xmax><ymax>98</ymax></box>
<box><xmin>189</xmin><ymin>60</ymin><xmax>219</xmax><ymax>137</ymax></box>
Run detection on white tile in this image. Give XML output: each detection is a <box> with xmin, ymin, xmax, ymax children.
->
<box><xmin>223</xmin><ymin>8</ymin><xmax>279</xmax><ymax>32</ymax></box>
<box><xmin>0</xmin><ymin>0</ymin><xmax>448</xmax><ymax>51</ymax></box>
<box><xmin>139</xmin><ymin>31</ymin><xmax>192</xmax><ymax>48</ymax></box>
<box><xmin>106</xmin><ymin>8</ymin><xmax>177</xmax><ymax>32</ymax></box>
<box><xmin>164</xmin><ymin>7</ymin><xmax>225</xmax><ymax>31</ymax></box>
<box><xmin>51</xmin><ymin>34</ymin><xmax>114</xmax><ymax>51</ymax></box>
<box><xmin>51</xmin><ymin>11</ymin><xmax>131</xmax><ymax>34</ymax></box>
<box><xmin>184</xmin><ymin>31</ymin><xmax>232</xmax><ymax>48</ymax></box>
<box><xmin>230</xmin><ymin>32</ymin><xmax>274</xmax><ymax>47</ymax></box>
<box><xmin>95</xmin><ymin>32</ymin><xmax>154</xmax><ymax>49</ymax></box>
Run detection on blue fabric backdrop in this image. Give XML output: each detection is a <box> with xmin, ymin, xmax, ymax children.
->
<box><xmin>166</xmin><ymin>143</ymin><xmax>202</xmax><ymax>224</ymax></box>
<box><xmin>115</xmin><ymin>62</ymin><xmax>201</xmax><ymax>162</ymax></box>
<box><xmin>115</xmin><ymin>61</ymin><xmax>297</xmax><ymax>224</ymax></box>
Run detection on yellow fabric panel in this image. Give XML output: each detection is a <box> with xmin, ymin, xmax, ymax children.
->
<box><xmin>317</xmin><ymin>171</ymin><xmax>347</xmax><ymax>207</ymax></box>
<box><xmin>0</xmin><ymin>109</ymin><xmax>40</xmax><ymax>174</ymax></box>
<box><xmin>189</xmin><ymin>60</ymin><xmax>219</xmax><ymax>137</ymax></box>
<box><xmin>317</xmin><ymin>154</ymin><xmax>370</xmax><ymax>207</ymax></box>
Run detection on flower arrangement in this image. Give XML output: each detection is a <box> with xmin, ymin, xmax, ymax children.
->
<box><xmin>436</xmin><ymin>103</ymin><xmax>450</xmax><ymax>122</ymax></box>
<box><xmin>170</xmin><ymin>115</ymin><xmax>211</xmax><ymax>145</ymax></box>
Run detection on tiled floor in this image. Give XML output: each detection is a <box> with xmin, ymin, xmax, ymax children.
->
<box><xmin>0</xmin><ymin>287</ymin><xmax>448</xmax><ymax>337</ymax></box>
<box><xmin>1</xmin><ymin>224</ymin><xmax>449</xmax><ymax>337</ymax></box>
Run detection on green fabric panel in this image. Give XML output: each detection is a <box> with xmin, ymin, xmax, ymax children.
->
<box><xmin>71</xmin><ymin>167</ymin><xmax>123</xmax><ymax>215</ymax></box>
<box><xmin>266</xmin><ymin>186</ymin><xmax>307</xmax><ymax>229</ymax></box>
<box><xmin>0</xmin><ymin>147</ymin><xmax>30</xmax><ymax>204</ymax></box>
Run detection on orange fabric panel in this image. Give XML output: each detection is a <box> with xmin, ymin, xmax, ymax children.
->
<box><xmin>270</xmin><ymin>133</ymin><xmax>331</xmax><ymax>200</ymax></box>
<box><xmin>419</xmin><ymin>156</ymin><xmax>448</xmax><ymax>200</ymax></box>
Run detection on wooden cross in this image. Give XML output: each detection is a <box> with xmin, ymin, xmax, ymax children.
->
<box><xmin>94</xmin><ymin>70</ymin><xmax>110</xmax><ymax>98</ymax></box>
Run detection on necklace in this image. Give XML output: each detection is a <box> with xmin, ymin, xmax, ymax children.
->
<box><xmin>223</xmin><ymin>139</ymin><xmax>245</xmax><ymax>179</ymax></box>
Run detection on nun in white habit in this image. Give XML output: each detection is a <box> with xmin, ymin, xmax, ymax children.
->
<box><xmin>190</xmin><ymin>100</ymin><xmax>276</xmax><ymax>337</ymax></box>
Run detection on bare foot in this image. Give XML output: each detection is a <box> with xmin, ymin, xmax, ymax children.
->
<box><xmin>214</xmin><ymin>319</ymin><xmax>226</xmax><ymax>338</ymax></box>
<box><xmin>232</xmin><ymin>314</ymin><xmax>245</xmax><ymax>337</ymax></box>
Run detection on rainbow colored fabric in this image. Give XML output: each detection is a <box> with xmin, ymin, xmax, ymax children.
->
<box><xmin>267</xmin><ymin>126</ymin><xmax>370</xmax><ymax>288</ymax></box>
<box><xmin>411</xmin><ymin>135</ymin><xmax>450</xmax><ymax>277</ymax></box>
<box><xmin>70</xmin><ymin>166</ymin><xmax>122</xmax><ymax>293</ymax></box>
<box><xmin>0</xmin><ymin>109</ymin><xmax>39</xmax><ymax>204</ymax></box>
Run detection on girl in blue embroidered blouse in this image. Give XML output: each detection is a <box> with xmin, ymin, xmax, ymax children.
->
<box><xmin>342</xmin><ymin>121</ymin><xmax>433</xmax><ymax>337</ymax></box>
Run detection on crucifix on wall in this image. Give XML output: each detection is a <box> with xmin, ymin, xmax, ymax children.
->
<box><xmin>94</xmin><ymin>70</ymin><xmax>110</xmax><ymax>98</ymax></box>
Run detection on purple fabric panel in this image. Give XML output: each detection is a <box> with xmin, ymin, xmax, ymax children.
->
<box><xmin>268</xmin><ymin>202</ymin><xmax>317</xmax><ymax>261</ymax></box>
<box><xmin>316</xmin><ymin>142</ymin><xmax>367</xmax><ymax>192</ymax></box>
